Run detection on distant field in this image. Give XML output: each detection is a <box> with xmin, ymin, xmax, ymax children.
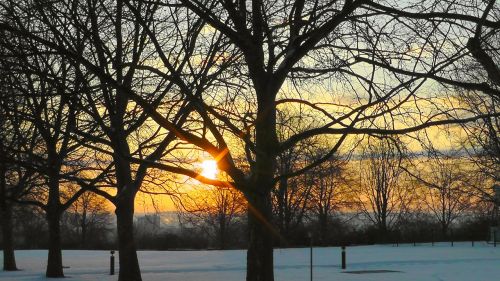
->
<box><xmin>1</xmin><ymin>242</ymin><xmax>499</xmax><ymax>281</ymax></box>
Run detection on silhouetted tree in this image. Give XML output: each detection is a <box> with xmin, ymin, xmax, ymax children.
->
<box><xmin>64</xmin><ymin>190</ymin><xmax>113</xmax><ymax>249</ymax></box>
<box><xmin>2</xmin><ymin>2</ymin><xmax>500</xmax><ymax>281</ymax></box>
<box><xmin>122</xmin><ymin>2</ymin><xmax>500</xmax><ymax>280</ymax></box>
<box><xmin>408</xmin><ymin>151</ymin><xmax>473</xmax><ymax>238</ymax></box>
<box><xmin>180</xmin><ymin>186</ymin><xmax>245</xmax><ymax>249</ymax></box>
<box><xmin>307</xmin><ymin>154</ymin><xmax>351</xmax><ymax>245</ymax></box>
<box><xmin>356</xmin><ymin>138</ymin><xmax>414</xmax><ymax>239</ymax></box>
<box><xmin>0</xmin><ymin>1</ymin><xmax>232</xmax><ymax>279</ymax></box>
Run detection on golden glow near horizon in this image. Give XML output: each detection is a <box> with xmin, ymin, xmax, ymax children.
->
<box><xmin>200</xmin><ymin>160</ymin><xmax>218</xmax><ymax>180</ymax></box>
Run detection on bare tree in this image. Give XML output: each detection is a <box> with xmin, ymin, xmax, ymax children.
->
<box><xmin>0</xmin><ymin>67</ymin><xmax>19</xmax><ymax>271</ymax></box>
<box><xmin>65</xmin><ymin>190</ymin><xmax>112</xmax><ymax>249</ymax></box>
<box><xmin>117</xmin><ymin>2</ymin><xmax>500</xmax><ymax>280</ymax></box>
<box><xmin>0</xmin><ymin>1</ymin><xmax>232</xmax><ymax>280</ymax></box>
<box><xmin>404</xmin><ymin>145</ymin><xmax>479</xmax><ymax>238</ymax></box>
<box><xmin>456</xmin><ymin>85</ymin><xmax>499</xmax><ymax>201</ymax></box>
<box><xmin>273</xmin><ymin>151</ymin><xmax>312</xmax><ymax>243</ymax></box>
<box><xmin>407</xmin><ymin>151</ymin><xmax>474</xmax><ymax>238</ymax></box>
<box><xmin>0</xmin><ymin>131</ymin><xmax>39</xmax><ymax>271</ymax></box>
<box><xmin>307</xmin><ymin>153</ymin><xmax>351</xmax><ymax>245</ymax></box>
<box><xmin>0</xmin><ymin>37</ymin><xmax>92</xmax><ymax>276</ymax></box>
<box><xmin>273</xmin><ymin>112</ymin><xmax>317</xmax><ymax>243</ymax></box>
<box><xmin>378</xmin><ymin>0</ymin><xmax>500</xmax><ymax>237</ymax></box>
<box><xmin>356</xmin><ymin>138</ymin><xmax>414</xmax><ymax>239</ymax></box>
<box><xmin>180</xmin><ymin>186</ymin><xmax>245</xmax><ymax>249</ymax></box>
<box><xmin>0</xmin><ymin>30</ymin><xmax>33</xmax><ymax>271</ymax></box>
<box><xmin>2</xmin><ymin>1</ymin><xmax>500</xmax><ymax>281</ymax></box>
<box><xmin>0</xmin><ymin>114</ymin><xmax>43</xmax><ymax>271</ymax></box>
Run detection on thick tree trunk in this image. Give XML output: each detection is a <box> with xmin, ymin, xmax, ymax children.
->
<box><xmin>109</xmin><ymin>116</ymin><xmax>141</xmax><ymax>281</ymax></box>
<box><xmin>378</xmin><ymin>220</ymin><xmax>389</xmax><ymax>243</ymax></box>
<box><xmin>1</xmin><ymin>201</ymin><xmax>17</xmax><ymax>271</ymax></box>
<box><xmin>246</xmin><ymin>191</ymin><xmax>274</xmax><ymax>281</ymax></box>
<box><xmin>0</xmin><ymin>161</ymin><xmax>17</xmax><ymax>271</ymax></box>
<box><xmin>45</xmin><ymin>162</ymin><xmax>65</xmax><ymax>278</ymax></box>
<box><xmin>378</xmin><ymin>211</ymin><xmax>389</xmax><ymax>242</ymax></box>
<box><xmin>115</xmin><ymin>195</ymin><xmax>142</xmax><ymax>281</ymax></box>
<box><xmin>46</xmin><ymin>211</ymin><xmax>64</xmax><ymax>277</ymax></box>
<box><xmin>245</xmin><ymin>82</ymin><xmax>279</xmax><ymax>281</ymax></box>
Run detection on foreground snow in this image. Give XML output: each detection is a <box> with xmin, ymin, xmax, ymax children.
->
<box><xmin>1</xmin><ymin>242</ymin><xmax>499</xmax><ymax>281</ymax></box>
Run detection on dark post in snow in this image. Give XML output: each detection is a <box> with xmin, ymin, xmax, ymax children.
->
<box><xmin>431</xmin><ymin>229</ymin><xmax>434</xmax><ymax>246</ymax></box>
<box><xmin>451</xmin><ymin>229</ymin><xmax>454</xmax><ymax>247</ymax></box>
<box><xmin>307</xmin><ymin>232</ymin><xmax>313</xmax><ymax>281</ymax></box>
<box><xmin>110</xmin><ymin>250</ymin><xmax>115</xmax><ymax>275</ymax></box>
<box><xmin>341</xmin><ymin>246</ymin><xmax>346</xmax><ymax>270</ymax></box>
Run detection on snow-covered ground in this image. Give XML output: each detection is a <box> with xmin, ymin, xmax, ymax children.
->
<box><xmin>1</xmin><ymin>242</ymin><xmax>499</xmax><ymax>281</ymax></box>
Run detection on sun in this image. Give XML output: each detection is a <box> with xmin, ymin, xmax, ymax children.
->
<box><xmin>200</xmin><ymin>160</ymin><xmax>218</xmax><ymax>180</ymax></box>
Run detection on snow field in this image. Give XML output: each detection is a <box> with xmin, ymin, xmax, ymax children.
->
<box><xmin>1</xmin><ymin>242</ymin><xmax>499</xmax><ymax>281</ymax></box>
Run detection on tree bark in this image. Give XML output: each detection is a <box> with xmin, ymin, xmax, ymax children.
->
<box><xmin>245</xmin><ymin>81</ymin><xmax>279</xmax><ymax>281</ymax></box>
<box><xmin>246</xmin><ymin>191</ymin><xmax>274</xmax><ymax>281</ymax></box>
<box><xmin>46</xmin><ymin>210</ymin><xmax>64</xmax><ymax>277</ymax></box>
<box><xmin>109</xmin><ymin>109</ymin><xmax>141</xmax><ymax>281</ymax></box>
<box><xmin>0</xmin><ymin>162</ymin><xmax>17</xmax><ymax>271</ymax></box>
<box><xmin>1</xmin><ymin>200</ymin><xmax>17</xmax><ymax>271</ymax></box>
<box><xmin>115</xmin><ymin>194</ymin><xmax>142</xmax><ymax>281</ymax></box>
<box><xmin>44</xmin><ymin>160</ymin><xmax>65</xmax><ymax>278</ymax></box>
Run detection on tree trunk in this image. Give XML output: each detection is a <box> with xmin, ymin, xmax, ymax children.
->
<box><xmin>245</xmin><ymin>82</ymin><xmax>279</xmax><ymax>281</ymax></box>
<box><xmin>109</xmin><ymin>118</ymin><xmax>141</xmax><ymax>281</ymax></box>
<box><xmin>81</xmin><ymin>209</ymin><xmax>87</xmax><ymax>249</ymax></box>
<box><xmin>378</xmin><ymin>211</ymin><xmax>389</xmax><ymax>242</ymax></box>
<box><xmin>46</xmin><ymin>210</ymin><xmax>64</xmax><ymax>277</ymax></box>
<box><xmin>219</xmin><ymin>215</ymin><xmax>226</xmax><ymax>250</ymax></box>
<box><xmin>378</xmin><ymin>222</ymin><xmax>389</xmax><ymax>243</ymax></box>
<box><xmin>0</xmin><ymin>161</ymin><xmax>17</xmax><ymax>271</ymax></box>
<box><xmin>115</xmin><ymin>195</ymin><xmax>142</xmax><ymax>281</ymax></box>
<box><xmin>246</xmin><ymin>191</ymin><xmax>274</xmax><ymax>281</ymax></box>
<box><xmin>441</xmin><ymin>222</ymin><xmax>448</xmax><ymax>239</ymax></box>
<box><xmin>318</xmin><ymin>213</ymin><xmax>328</xmax><ymax>246</ymax></box>
<box><xmin>276</xmin><ymin>177</ymin><xmax>287</xmax><ymax>244</ymax></box>
<box><xmin>1</xmin><ymin>200</ymin><xmax>17</xmax><ymax>271</ymax></box>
